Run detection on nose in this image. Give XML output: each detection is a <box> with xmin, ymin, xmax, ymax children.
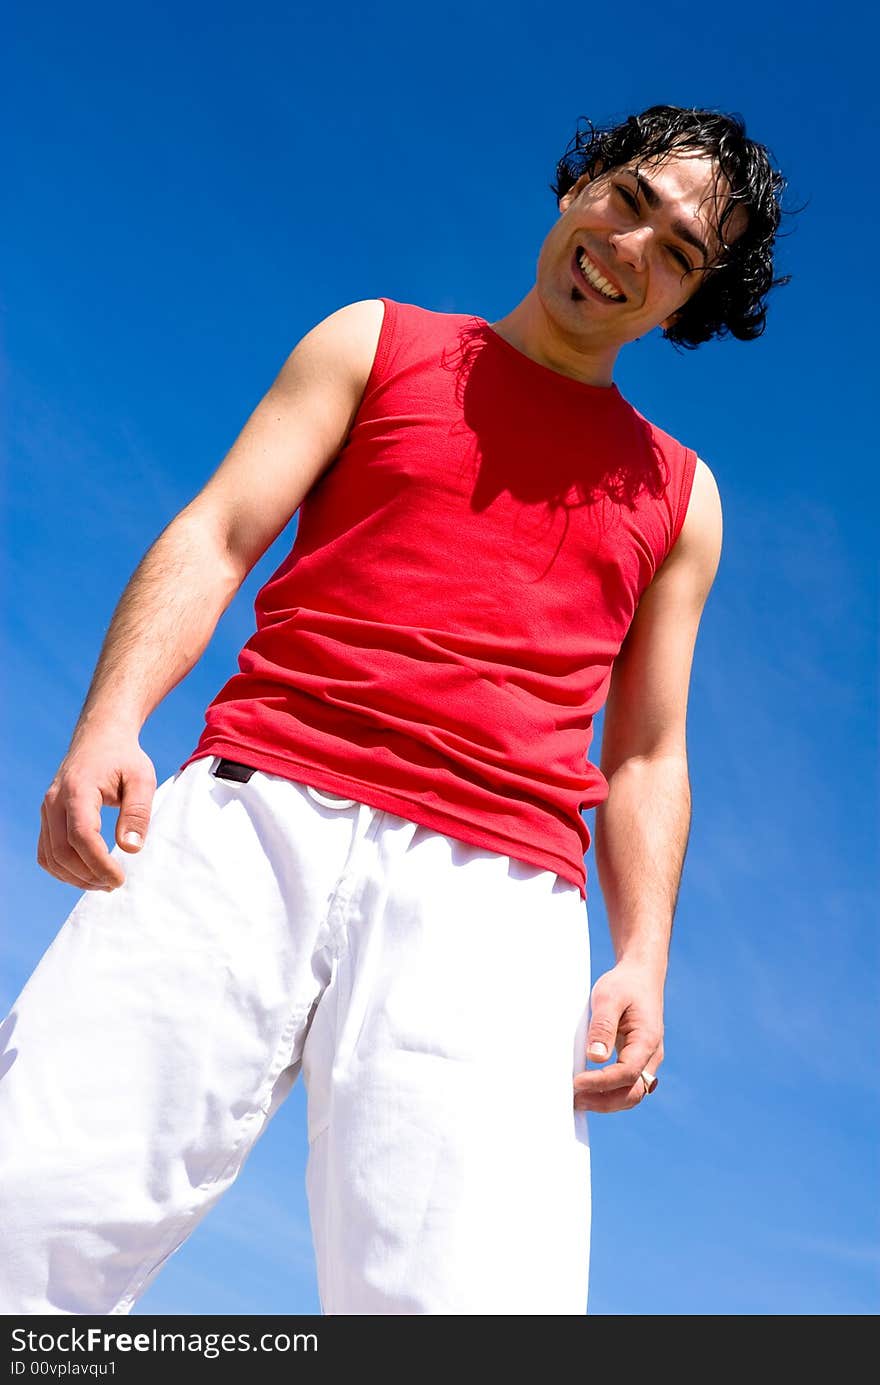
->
<box><xmin>609</xmin><ymin>224</ymin><xmax>653</xmax><ymax>272</ymax></box>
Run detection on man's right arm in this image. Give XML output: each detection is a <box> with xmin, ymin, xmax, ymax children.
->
<box><xmin>37</xmin><ymin>298</ymin><xmax>386</xmax><ymax>893</ymax></box>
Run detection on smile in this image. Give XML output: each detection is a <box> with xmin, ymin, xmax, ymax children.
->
<box><xmin>572</xmin><ymin>247</ymin><xmax>627</xmax><ymax>303</ymax></box>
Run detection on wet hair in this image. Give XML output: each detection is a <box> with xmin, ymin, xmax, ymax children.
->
<box><xmin>550</xmin><ymin>105</ymin><xmax>796</xmax><ymax>348</ymax></box>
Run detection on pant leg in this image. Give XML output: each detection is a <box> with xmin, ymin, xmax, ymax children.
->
<box><xmin>302</xmin><ymin>811</ymin><xmax>592</xmax><ymax>1315</ymax></box>
<box><xmin>0</xmin><ymin>758</ymin><xmax>359</xmax><ymax>1315</ymax></box>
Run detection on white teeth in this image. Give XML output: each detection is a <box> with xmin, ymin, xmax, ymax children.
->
<box><xmin>577</xmin><ymin>249</ymin><xmax>623</xmax><ymax>300</ymax></box>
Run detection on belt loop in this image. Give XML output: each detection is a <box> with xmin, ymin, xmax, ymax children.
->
<box><xmin>306</xmin><ymin>785</ymin><xmax>358</xmax><ymax>810</ymax></box>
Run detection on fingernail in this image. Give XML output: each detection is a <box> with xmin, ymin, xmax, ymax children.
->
<box><xmin>124</xmin><ymin>831</ymin><xmax>142</xmax><ymax>847</ymax></box>
<box><xmin>589</xmin><ymin>1042</ymin><xmax>608</xmax><ymax>1058</ymax></box>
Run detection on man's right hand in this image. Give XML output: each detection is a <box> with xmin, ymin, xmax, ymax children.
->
<box><xmin>37</xmin><ymin>735</ymin><xmax>158</xmax><ymax>892</ymax></box>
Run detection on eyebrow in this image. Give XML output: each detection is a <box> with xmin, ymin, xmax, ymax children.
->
<box><xmin>629</xmin><ymin>172</ymin><xmax>711</xmax><ymax>266</ymax></box>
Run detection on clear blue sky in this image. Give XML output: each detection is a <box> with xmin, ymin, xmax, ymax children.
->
<box><xmin>4</xmin><ymin>0</ymin><xmax>877</xmax><ymax>1316</ymax></box>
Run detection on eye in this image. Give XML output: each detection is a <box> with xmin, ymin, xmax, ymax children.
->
<box><xmin>615</xmin><ymin>183</ymin><xmax>694</xmax><ymax>272</ymax></box>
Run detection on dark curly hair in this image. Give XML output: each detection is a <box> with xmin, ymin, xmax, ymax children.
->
<box><xmin>550</xmin><ymin>105</ymin><xmax>795</xmax><ymax>349</ymax></box>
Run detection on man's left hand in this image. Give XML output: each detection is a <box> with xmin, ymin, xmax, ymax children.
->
<box><xmin>572</xmin><ymin>958</ymin><xmax>665</xmax><ymax>1113</ymax></box>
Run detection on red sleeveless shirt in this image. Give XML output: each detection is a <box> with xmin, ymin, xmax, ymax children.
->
<box><xmin>180</xmin><ymin>298</ymin><xmax>697</xmax><ymax>900</ymax></box>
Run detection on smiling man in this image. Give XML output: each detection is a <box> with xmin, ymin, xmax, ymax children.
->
<box><xmin>513</xmin><ymin>150</ymin><xmax>748</xmax><ymax>376</ymax></box>
<box><xmin>2</xmin><ymin>105</ymin><xmax>790</xmax><ymax>1316</ymax></box>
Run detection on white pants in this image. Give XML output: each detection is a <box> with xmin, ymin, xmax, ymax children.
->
<box><xmin>0</xmin><ymin>756</ymin><xmax>592</xmax><ymax>1315</ymax></box>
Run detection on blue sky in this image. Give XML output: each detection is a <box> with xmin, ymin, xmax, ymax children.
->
<box><xmin>4</xmin><ymin>0</ymin><xmax>877</xmax><ymax>1316</ymax></box>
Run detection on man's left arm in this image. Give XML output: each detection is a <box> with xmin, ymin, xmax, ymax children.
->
<box><xmin>573</xmin><ymin>457</ymin><xmax>723</xmax><ymax>1113</ymax></box>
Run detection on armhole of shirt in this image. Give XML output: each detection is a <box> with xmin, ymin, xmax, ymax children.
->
<box><xmin>360</xmin><ymin>297</ymin><xmax>397</xmax><ymax>407</ymax></box>
<box><xmin>668</xmin><ymin>445</ymin><xmax>699</xmax><ymax>553</ymax></box>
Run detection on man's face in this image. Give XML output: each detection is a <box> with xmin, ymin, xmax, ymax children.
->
<box><xmin>538</xmin><ymin>148</ymin><xmax>745</xmax><ymax>345</ymax></box>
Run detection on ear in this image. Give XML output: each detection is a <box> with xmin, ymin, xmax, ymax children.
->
<box><xmin>558</xmin><ymin>176</ymin><xmax>587</xmax><ymax>214</ymax></box>
<box><xmin>558</xmin><ymin>160</ymin><xmax>604</xmax><ymax>214</ymax></box>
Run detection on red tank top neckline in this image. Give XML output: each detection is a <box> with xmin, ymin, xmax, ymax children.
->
<box><xmin>475</xmin><ymin>316</ymin><xmax>624</xmax><ymax>399</ymax></box>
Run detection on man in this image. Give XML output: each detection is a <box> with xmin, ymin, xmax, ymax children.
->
<box><xmin>1</xmin><ymin>105</ymin><xmax>789</xmax><ymax>1315</ymax></box>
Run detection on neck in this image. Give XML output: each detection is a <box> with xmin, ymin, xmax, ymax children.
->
<box><xmin>488</xmin><ymin>287</ymin><xmax>621</xmax><ymax>388</ymax></box>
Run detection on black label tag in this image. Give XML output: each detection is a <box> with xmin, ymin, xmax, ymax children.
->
<box><xmin>212</xmin><ymin>758</ymin><xmax>257</xmax><ymax>783</ymax></box>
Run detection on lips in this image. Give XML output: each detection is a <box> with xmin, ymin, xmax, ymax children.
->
<box><xmin>571</xmin><ymin>247</ymin><xmax>627</xmax><ymax>303</ymax></box>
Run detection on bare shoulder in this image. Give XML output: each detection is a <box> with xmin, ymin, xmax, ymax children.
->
<box><xmin>662</xmin><ymin>455</ymin><xmax>723</xmax><ymax>590</ymax></box>
<box><xmin>180</xmin><ymin>299</ymin><xmax>389</xmax><ymax>584</ymax></box>
<box><xmin>683</xmin><ymin>456</ymin><xmax>723</xmax><ymax>536</ymax></box>
<box><xmin>319</xmin><ymin>297</ymin><xmax>387</xmax><ymax>369</ymax></box>
<box><xmin>274</xmin><ymin>298</ymin><xmax>387</xmax><ymax>399</ymax></box>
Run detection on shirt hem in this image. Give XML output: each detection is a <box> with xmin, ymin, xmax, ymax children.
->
<box><xmin>179</xmin><ymin>740</ymin><xmax>588</xmax><ymax>901</ymax></box>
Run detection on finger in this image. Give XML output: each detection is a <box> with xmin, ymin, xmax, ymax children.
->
<box><xmin>574</xmin><ymin>1071</ymin><xmax>652</xmax><ymax>1112</ymax></box>
<box><xmin>40</xmin><ymin>803</ymin><xmax>98</xmax><ymax>886</ymax></box>
<box><xmin>574</xmin><ymin>1083</ymin><xmax>646</xmax><ymax>1114</ymax></box>
<box><xmin>575</xmin><ymin>1049</ymin><xmax>662</xmax><ymax>1104</ymax></box>
<box><xmin>574</xmin><ymin>1046</ymin><xmax>657</xmax><ymax>1095</ymax></box>
<box><xmin>41</xmin><ymin>799</ymin><xmax>99</xmax><ymax>888</ymax></box>
<box><xmin>616</xmin><ymin>1030</ymin><xmax>662</xmax><ymax>1086</ymax></box>
<box><xmin>585</xmin><ymin>1008</ymin><xmax>620</xmax><ymax>1063</ymax></box>
<box><xmin>574</xmin><ymin>1059</ymin><xmax>644</xmax><ymax>1094</ymax></box>
<box><xmin>115</xmin><ymin>771</ymin><xmax>155</xmax><ymax>853</ymax></box>
<box><xmin>65</xmin><ymin>788</ymin><xmax>126</xmax><ymax>887</ymax></box>
<box><xmin>583</xmin><ymin>1028</ymin><xmax>660</xmax><ymax>1092</ymax></box>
